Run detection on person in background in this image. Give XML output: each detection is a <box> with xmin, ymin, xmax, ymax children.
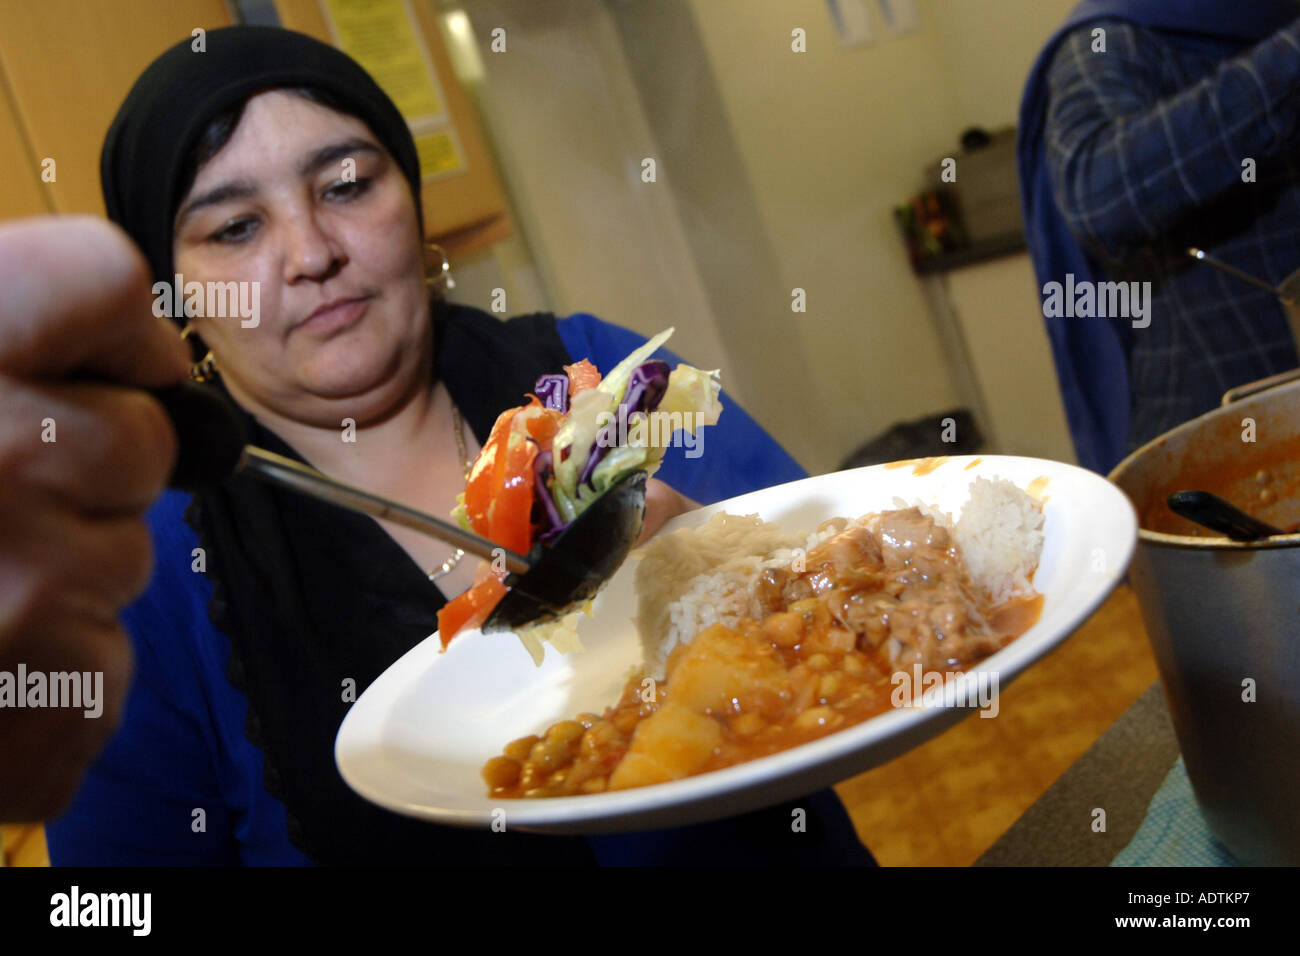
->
<box><xmin>41</xmin><ymin>26</ymin><xmax>875</xmax><ymax>866</ymax></box>
<box><xmin>1018</xmin><ymin>0</ymin><xmax>1300</xmax><ymax>474</ymax></box>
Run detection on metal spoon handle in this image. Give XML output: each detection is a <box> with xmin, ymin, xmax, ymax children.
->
<box><xmin>238</xmin><ymin>446</ymin><xmax>531</xmax><ymax>574</ymax></box>
<box><xmin>1187</xmin><ymin>247</ymin><xmax>1286</xmax><ymax>299</ymax></box>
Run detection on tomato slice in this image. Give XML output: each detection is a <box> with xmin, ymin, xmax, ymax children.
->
<box><xmin>487</xmin><ymin>432</ymin><xmax>537</xmax><ymax>555</ymax></box>
<box><xmin>463</xmin><ymin>407</ymin><xmax>519</xmax><ymax>537</ymax></box>
<box><xmin>565</xmin><ymin>358</ymin><xmax>601</xmax><ymax>395</ymax></box>
<box><xmin>437</xmin><ymin>574</ymin><xmax>509</xmax><ymax>647</ymax></box>
<box><xmin>446</xmin><ymin>381</ymin><xmax>572</xmax><ymax>645</ymax></box>
<box><xmin>461</xmin><ymin>401</ymin><xmax>549</xmax><ymax>556</ymax></box>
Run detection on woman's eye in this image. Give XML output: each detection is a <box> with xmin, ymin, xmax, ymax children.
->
<box><xmin>210</xmin><ymin>218</ymin><xmax>258</xmax><ymax>245</ymax></box>
<box><xmin>324</xmin><ymin>177</ymin><xmax>372</xmax><ymax>202</ymax></box>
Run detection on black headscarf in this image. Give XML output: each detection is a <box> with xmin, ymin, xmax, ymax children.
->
<box><xmin>101</xmin><ymin>24</ymin><xmax>594</xmax><ymax>864</ymax></box>
<box><xmin>101</xmin><ymin>24</ymin><xmax>423</xmax><ymax>285</ymax></box>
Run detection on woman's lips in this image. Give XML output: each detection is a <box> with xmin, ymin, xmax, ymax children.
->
<box><xmin>295</xmin><ymin>296</ymin><xmax>372</xmax><ymax>336</ymax></box>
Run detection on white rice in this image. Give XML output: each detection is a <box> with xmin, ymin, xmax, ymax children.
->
<box><xmin>633</xmin><ymin>512</ymin><xmax>801</xmax><ymax>680</ymax></box>
<box><xmin>634</xmin><ymin>476</ymin><xmax>1043</xmax><ymax>679</ymax></box>
<box><xmin>954</xmin><ymin>476</ymin><xmax>1045</xmax><ymax>605</ymax></box>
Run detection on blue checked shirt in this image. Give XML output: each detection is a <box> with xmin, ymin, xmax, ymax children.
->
<box><xmin>1044</xmin><ymin>18</ymin><xmax>1300</xmax><ymax>450</ymax></box>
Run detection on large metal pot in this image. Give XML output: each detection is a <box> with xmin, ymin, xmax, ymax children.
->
<box><xmin>1109</xmin><ymin>370</ymin><xmax>1300</xmax><ymax>865</ymax></box>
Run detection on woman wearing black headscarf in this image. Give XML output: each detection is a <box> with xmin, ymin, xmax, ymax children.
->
<box><xmin>44</xmin><ymin>26</ymin><xmax>875</xmax><ymax>865</ymax></box>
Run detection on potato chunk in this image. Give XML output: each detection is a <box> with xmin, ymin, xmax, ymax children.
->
<box><xmin>665</xmin><ymin>623</ymin><xmax>791</xmax><ymax>715</ymax></box>
<box><xmin>609</xmin><ymin>703</ymin><xmax>723</xmax><ymax>789</ymax></box>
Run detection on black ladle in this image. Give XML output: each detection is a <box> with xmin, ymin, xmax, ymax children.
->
<box><xmin>1166</xmin><ymin>490</ymin><xmax>1283</xmax><ymax>541</ymax></box>
<box><xmin>484</xmin><ymin>468</ymin><xmax>646</xmax><ymax>631</ymax></box>
<box><xmin>153</xmin><ymin>381</ymin><xmax>647</xmax><ymax>631</ymax></box>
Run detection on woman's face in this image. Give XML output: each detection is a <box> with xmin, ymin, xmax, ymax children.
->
<box><xmin>172</xmin><ymin>90</ymin><xmax>429</xmax><ymax>427</ymax></box>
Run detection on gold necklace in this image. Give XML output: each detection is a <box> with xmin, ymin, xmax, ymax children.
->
<box><xmin>428</xmin><ymin>405</ymin><xmax>472</xmax><ymax>583</ymax></box>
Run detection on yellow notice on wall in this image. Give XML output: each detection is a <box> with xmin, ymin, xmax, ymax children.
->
<box><xmin>320</xmin><ymin>0</ymin><xmax>447</xmax><ymax>124</ymax></box>
<box><xmin>413</xmin><ymin>128</ymin><xmax>466</xmax><ymax>181</ymax></box>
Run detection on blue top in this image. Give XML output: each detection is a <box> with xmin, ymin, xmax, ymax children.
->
<box><xmin>46</xmin><ymin>313</ymin><xmax>870</xmax><ymax>866</ymax></box>
<box><xmin>1017</xmin><ymin>0</ymin><xmax>1300</xmax><ymax>472</ymax></box>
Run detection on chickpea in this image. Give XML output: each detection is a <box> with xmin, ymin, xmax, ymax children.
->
<box><xmin>482</xmin><ymin>756</ymin><xmax>522</xmax><ymax>790</ymax></box>
<box><xmin>581</xmin><ymin>721</ymin><xmax>619</xmax><ymax>755</ymax></box>
<box><xmin>818</xmin><ymin>674</ymin><xmax>841</xmax><ymax>700</ymax></box>
<box><xmin>789</xmin><ymin>598</ymin><xmax>822</xmax><ymax>616</ymax></box>
<box><xmin>529</xmin><ymin>738</ymin><xmax>571</xmax><ymax>770</ymax></box>
<box><xmin>819</xmin><ymin>627</ymin><xmax>857</xmax><ymax>654</ymax></box>
<box><xmin>612</xmin><ymin>708</ymin><xmax>641</xmax><ymax>736</ymax></box>
<box><xmin>730</xmin><ymin>712</ymin><xmax>765</xmax><ymax>737</ymax></box>
<box><xmin>842</xmin><ymin>652</ymin><xmax>868</xmax><ymax>677</ymax></box>
<box><xmin>519</xmin><ymin>762</ymin><xmax>547</xmax><ymax>790</ymax></box>
<box><xmin>806</xmin><ymin>653</ymin><xmax>832</xmax><ymax>671</ymax></box>
<box><xmin>761</xmin><ymin>610</ymin><xmax>804</xmax><ymax>648</ymax></box>
<box><xmin>503</xmin><ymin>734</ymin><xmax>541</xmax><ymax>762</ymax></box>
<box><xmin>546</xmin><ymin>720</ymin><xmax>586</xmax><ymax>746</ymax></box>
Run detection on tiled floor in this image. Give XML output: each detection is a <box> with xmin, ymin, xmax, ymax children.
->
<box><xmin>4</xmin><ymin>586</ymin><xmax>1157</xmax><ymax>868</ymax></box>
<box><xmin>837</xmin><ymin>584</ymin><xmax>1159</xmax><ymax>865</ymax></box>
<box><xmin>0</xmin><ymin>822</ymin><xmax>47</xmax><ymax>868</ymax></box>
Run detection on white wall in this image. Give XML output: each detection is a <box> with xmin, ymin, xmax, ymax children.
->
<box><xmin>927</xmin><ymin>0</ymin><xmax>1079</xmax><ymax>131</ymax></box>
<box><xmin>684</xmin><ymin>0</ymin><xmax>963</xmax><ymax>468</ymax></box>
<box><xmin>941</xmin><ymin>254</ymin><xmax>1076</xmax><ymax>463</ymax></box>
<box><xmin>454</xmin><ymin>0</ymin><xmax>732</xmax><ymax>406</ymax></box>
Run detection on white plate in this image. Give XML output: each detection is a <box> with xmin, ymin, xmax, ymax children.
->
<box><xmin>336</xmin><ymin>456</ymin><xmax>1136</xmax><ymax>833</ymax></box>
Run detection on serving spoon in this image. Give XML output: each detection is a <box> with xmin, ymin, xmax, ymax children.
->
<box><xmin>1166</xmin><ymin>489</ymin><xmax>1283</xmax><ymax>541</ymax></box>
<box><xmin>154</xmin><ymin>380</ymin><xmax>647</xmax><ymax>632</ymax></box>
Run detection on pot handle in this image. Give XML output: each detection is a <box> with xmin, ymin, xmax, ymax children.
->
<box><xmin>1221</xmin><ymin>367</ymin><xmax>1300</xmax><ymax>406</ymax></box>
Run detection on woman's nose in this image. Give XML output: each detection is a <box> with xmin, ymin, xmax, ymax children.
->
<box><xmin>282</xmin><ymin>213</ymin><xmax>344</xmax><ymax>282</ymax></box>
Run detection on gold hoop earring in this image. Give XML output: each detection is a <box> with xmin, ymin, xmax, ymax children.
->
<box><xmin>180</xmin><ymin>325</ymin><xmax>218</xmax><ymax>382</ymax></box>
<box><xmin>424</xmin><ymin>242</ymin><xmax>455</xmax><ymax>295</ymax></box>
